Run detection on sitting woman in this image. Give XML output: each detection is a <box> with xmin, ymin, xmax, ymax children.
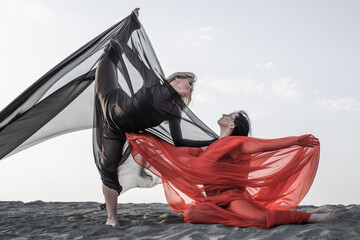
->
<box><xmin>125</xmin><ymin>111</ymin><xmax>336</xmax><ymax>229</ymax></box>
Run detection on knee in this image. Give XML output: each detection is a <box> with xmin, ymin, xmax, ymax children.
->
<box><xmin>100</xmin><ymin>157</ymin><xmax>118</xmax><ymax>172</ymax></box>
<box><xmin>228</xmin><ymin>201</ymin><xmax>266</xmax><ymax>224</ymax></box>
<box><xmin>96</xmin><ymin>54</ymin><xmax>118</xmax><ymax>78</ymax></box>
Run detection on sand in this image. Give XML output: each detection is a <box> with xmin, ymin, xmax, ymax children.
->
<box><xmin>0</xmin><ymin>201</ymin><xmax>359</xmax><ymax>240</ymax></box>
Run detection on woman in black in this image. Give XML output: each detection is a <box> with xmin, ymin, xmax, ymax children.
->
<box><xmin>94</xmin><ymin>9</ymin><xmax>213</xmax><ymax>227</ymax></box>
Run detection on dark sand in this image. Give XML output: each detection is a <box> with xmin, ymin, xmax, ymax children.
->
<box><xmin>0</xmin><ymin>201</ymin><xmax>358</xmax><ymax>240</ymax></box>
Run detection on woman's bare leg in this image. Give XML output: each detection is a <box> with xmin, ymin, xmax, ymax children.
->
<box><xmin>228</xmin><ymin>199</ymin><xmax>267</xmax><ymax>225</ymax></box>
<box><xmin>102</xmin><ymin>184</ymin><xmax>120</xmax><ymax>227</ymax></box>
<box><xmin>227</xmin><ymin>199</ymin><xmax>313</xmax><ymax>228</ymax></box>
<box><xmin>308</xmin><ymin>212</ymin><xmax>337</xmax><ymax>222</ymax></box>
<box><xmin>99</xmin><ymin>128</ymin><xmax>125</xmax><ymax>227</ymax></box>
<box><xmin>95</xmin><ymin>53</ymin><xmax>126</xmax><ymax>227</ymax></box>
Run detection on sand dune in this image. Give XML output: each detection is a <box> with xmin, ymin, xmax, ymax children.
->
<box><xmin>0</xmin><ymin>201</ymin><xmax>359</xmax><ymax>239</ymax></box>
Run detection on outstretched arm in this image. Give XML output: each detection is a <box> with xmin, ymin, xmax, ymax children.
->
<box><xmin>169</xmin><ymin>117</ymin><xmax>216</xmax><ymax>147</ymax></box>
<box><xmin>240</xmin><ymin>134</ymin><xmax>319</xmax><ymax>154</ymax></box>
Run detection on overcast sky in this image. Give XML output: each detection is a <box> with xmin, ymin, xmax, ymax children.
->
<box><xmin>0</xmin><ymin>0</ymin><xmax>359</xmax><ymax>205</ymax></box>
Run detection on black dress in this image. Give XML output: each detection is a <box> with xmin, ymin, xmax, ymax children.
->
<box><xmin>94</xmin><ymin>15</ymin><xmax>215</xmax><ymax>193</ymax></box>
<box><xmin>0</xmin><ymin>12</ymin><xmax>218</xmax><ymax>194</ymax></box>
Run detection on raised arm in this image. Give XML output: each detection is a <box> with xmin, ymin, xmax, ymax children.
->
<box><xmin>169</xmin><ymin>116</ymin><xmax>216</xmax><ymax>147</ymax></box>
<box><xmin>240</xmin><ymin>134</ymin><xmax>319</xmax><ymax>154</ymax></box>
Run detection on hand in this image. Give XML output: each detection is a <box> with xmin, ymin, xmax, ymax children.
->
<box><xmin>133</xmin><ymin>8</ymin><xmax>140</xmax><ymax>17</ymax></box>
<box><xmin>297</xmin><ymin>134</ymin><xmax>319</xmax><ymax>147</ymax></box>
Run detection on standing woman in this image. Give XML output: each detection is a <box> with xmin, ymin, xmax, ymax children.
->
<box><xmin>94</xmin><ymin>9</ymin><xmax>214</xmax><ymax>227</ymax></box>
<box><xmin>0</xmin><ymin>8</ymin><xmax>217</xmax><ymax>227</ymax></box>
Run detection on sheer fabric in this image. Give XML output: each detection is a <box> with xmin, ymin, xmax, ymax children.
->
<box><xmin>0</xmin><ymin>12</ymin><xmax>217</xmax><ymax>193</ymax></box>
<box><xmin>126</xmin><ymin>133</ymin><xmax>319</xmax><ymax>228</ymax></box>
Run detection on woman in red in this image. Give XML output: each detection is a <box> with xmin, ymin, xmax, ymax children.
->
<box><xmin>126</xmin><ymin>111</ymin><xmax>336</xmax><ymax>228</ymax></box>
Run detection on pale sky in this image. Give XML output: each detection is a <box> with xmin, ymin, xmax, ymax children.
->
<box><xmin>0</xmin><ymin>0</ymin><xmax>359</xmax><ymax>205</ymax></box>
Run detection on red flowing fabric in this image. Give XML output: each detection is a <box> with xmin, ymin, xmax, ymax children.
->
<box><xmin>126</xmin><ymin>133</ymin><xmax>319</xmax><ymax>228</ymax></box>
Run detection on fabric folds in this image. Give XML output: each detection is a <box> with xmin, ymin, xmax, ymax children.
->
<box><xmin>0</xmin><ymin>12</ymin><xmax>218</xmax><ymax>193</ymax></box>
<box><xmin>127</xmin><ymin>133</ymin><xmax>319</xmax><ymax>228</ymax></box>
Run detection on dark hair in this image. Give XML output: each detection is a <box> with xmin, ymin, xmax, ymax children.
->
<box><xmin>230</xmin><ymin>110</ymin><xmax>251</xmax><ymax>136</ymax></box>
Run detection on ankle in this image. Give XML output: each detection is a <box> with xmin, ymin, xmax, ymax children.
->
<box><xmin>107</xmin><ymin>214</ymin><xmax>118</xmax><ymax>221</ymax></box>
<box><xmin>105</xmin><ymin>217</ymin><xmax>120</xmax><ymax>227</ymax></box>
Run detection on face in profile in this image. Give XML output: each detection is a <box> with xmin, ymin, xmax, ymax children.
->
<box><xmin>217</xmin><ymin>112</ymin><xmax>239</xmax><ymax>128</ymax></box>
<box><xmin>172</xmin><ymin>77</ymin><xmax>194</xmax><ymax>98</ymax></box>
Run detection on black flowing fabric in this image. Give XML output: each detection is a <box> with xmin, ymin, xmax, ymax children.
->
<box><xmin>0</xmin><ymin>12</ymin><xmax>218</xmax><ymax>193</ymax></box>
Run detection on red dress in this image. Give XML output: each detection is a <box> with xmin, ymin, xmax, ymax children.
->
<box><xmin>126</xmin><ymin>133</ymin><xmax>319</xmax><ymax>229</ymax></box>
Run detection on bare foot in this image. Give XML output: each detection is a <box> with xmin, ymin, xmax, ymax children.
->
<box><xmin>308</xmin><ymin>212</ymin><xmax>337</xmax><ymax>223</ymax></box>
<box><xmin>105</xmin><ymin>218</ymin><xmax>120</xmax><ymax>227</ymax></box>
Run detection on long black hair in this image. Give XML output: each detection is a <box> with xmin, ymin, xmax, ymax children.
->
<box><xmin>230</xmin><ymin>110</ymin><xmax>251</xmax><ymax>136</ymax></box>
